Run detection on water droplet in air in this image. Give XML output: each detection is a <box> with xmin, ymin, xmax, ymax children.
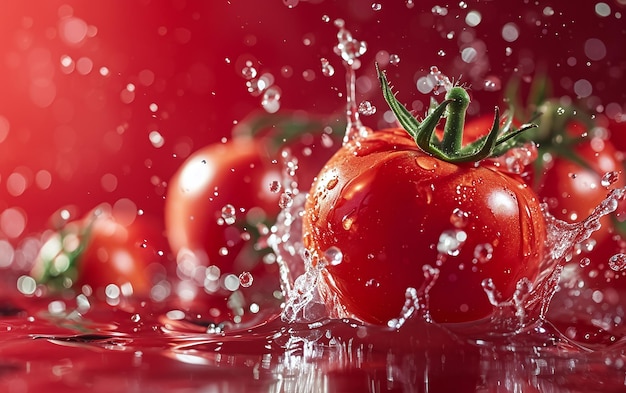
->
<box><xmin>437</xmin><ymin>230</ymin><xmax>467</xmax><ymax>256</ymax></box>
<box><xmin>261</xmin><ymin>87</ymin><xmax>281</xmax><ymax>113</ymax></box>
<box><xmin>320</xmin><ymin>58</ymin><xmax>335</xmax><ymax>77</ymax></box>
<box><xmin>279</xmin><ymin>192</ymin><xmax>294</xmax><ymax>208</ymax></box>
<box><xmin>131</xmin><ymin>313</ymin><xmax>141</xmax><ymax>323</ymax></box>
<box><xmin>321</xmin><ymin>15</ymin><xmax>330</xmax><ymax>23</ymax></box>
<box><xmin>239</xmin><ymin>271</ymin><xmax>254</xmax><ymax>287</ymax></box>
<box><xmin>483</xmin><ymin>76</ymin><xmax>502</xmax><ymax>92</ymax></box>
<box><xmin>608</xmin><ymin>253</ymin><xmax>626</xmax><ymax>271</ymax></box>
<box><xmin>358</xmin><ymin>101</ymin><xmax>376</xmax><ymax>116</ymax></box>
<box><xmin>389</xmin><ymin>54</ymin><xmax>400</xmax><ymax>65</ymax></box>
<box><xmin>579</xmin><ymin>257</ymin><xmax>591</xmax><ymax>268</ymax></box>
<box><xmin>283</xmin><ymin>0</ymin><xmax>299</xmax><ymax>8</ymax></box>
<box><xmin>324</xmin><ymin>246</ymin><xmax>343</xmax><ymax>266</ymax></box>
<box><xmin>601</xmin><ymin>171</ymin><xmax>620</xmax><ymax>187</ymax></box>
<box><xmin>221</xmin><ymin>204</ymin><xmax>236</xmax><ymax>225</ymax></box>
<box><xmin>437</xmin><ymin>50</ymin><xmax>446</xmax><ymax>57</ymax></box>
<box><xmin>406</xmin><ymin>0</ymin><xmax>415</xmax><ymax>9</ymax></box>
<box><xmin>269</xmin><ymin>180</ymin><xmax>281</xmax><ymax>193</ymax></box>
<box><xmin>432</xmin><ymin>5</ymin><xmax>448</xmax><ymax>16</ymax></box>
<box><xmin>241</xmin><ymin>65</ymin><xmax>257</xmax><ymax>80</ymax></box>
<box><xmin>371</xmin><ymin>3</ymin><xmax>382</xmax><ymax>11</ymax></box>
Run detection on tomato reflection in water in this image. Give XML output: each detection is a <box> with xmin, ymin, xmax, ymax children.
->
<box><xmin>0</xmin><ymin>1</ymin><xmax>626</xmax><ymax>392</ymax></box>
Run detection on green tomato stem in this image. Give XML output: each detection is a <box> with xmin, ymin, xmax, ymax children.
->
<box><xmin>441</xmin><ymin>87</ymin><xmax>470</xmax><ymax>156</ymax></box>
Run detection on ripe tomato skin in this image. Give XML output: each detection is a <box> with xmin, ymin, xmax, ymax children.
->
<box><xmin>303</xmin><ymin>129</ymin><xmax>547</xmax><ymax>324</ymax></box>
<box><xmin>32</xmin><ymin>204</ymin><xmax>164</xmax><ymax>298</ymax></box>
<box><xmin>165</xmin><ymin>136</ymin><xmax>282</xmax><ymax>278</ymax></box>
<box><xmin>536</xmin><ymin>137</ymin><xmax>625</xmax><ymax>244</ymax></box>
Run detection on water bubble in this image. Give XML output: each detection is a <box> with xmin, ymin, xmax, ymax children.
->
<box><xmin>320</xmin><ymin>58</ymin><xmax>335</xmax><ymax>77</ymax></box>
<box><xmin>269</xmin><ymin>180</ymin><xmax>282</xmax><ymax>193</ymax></box>
<box><xmin>437</xmin><ymin>229</ymin><xmax>467</xmax><ymax>256</ymax></box>
<box><xmin>601</xmin><ymin>171</ymin><xmax>620</xmax><ymax>187</ymax></box>
<box><xmin>357</xmin><ymin>101</ymin><xmax>376</xmax><ymax>116</ymax></box>
<box><xmin>239</xmin><ymin>271</ymin><xmax>254</xmax><ymax>288</ymax></box>
<box><xmin>608</xmin><ymin>253</ymin><xmax>626</xmax><ymax>271</ymax></box>
<box><xmin>221</xmin><ymin>204</ymin><xmax>236</xmax><ymax>225</ymax></box>
<box><xmin>324</xmin><ymin>246</ymin><xmax>343</xmax><ymax>266</ymax></box>
<box><xmin>389</xmin><ymin>54</ymin><xmax>400</xmax><ymax>65</ymax></box>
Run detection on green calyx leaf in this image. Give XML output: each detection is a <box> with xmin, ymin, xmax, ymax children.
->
<box><xmin>376</xmin><ymin>64</ymin><xmax>536</xmax><ymax>164</ymax></box>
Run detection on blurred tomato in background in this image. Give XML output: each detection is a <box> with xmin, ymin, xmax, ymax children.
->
<box><xmin>0</xmin><ymin>0</ymin><xmax>624</xmax><ymax>281</ymax></box>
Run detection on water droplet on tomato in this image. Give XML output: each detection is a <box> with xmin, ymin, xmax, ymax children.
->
<box><xmin>473</xmin><ymin>243</ymin><xmax>494</xmax><ymax>263</ymax></box>
<box><xmin>221</xmin><ymin>204</ymin><xmax>237</xmax><ymax>225</ymax></box>
<box><xmin>608</xmin><ymin>253</ymin><xmax>626</xmax><ymax>271</ymax></box>
<box><xmin>450</xmin><ymin>208</ymin><xmax>469</xmax><ymax>228</ymax></box>
<box><xmin>324</xmin><ymin>246</ymin><xmax>343</xmax><ymax>266</ymax></box>
<box><xmin>601</xmin><ymin>171</ymin><xmax>620</xmax><ymax>187</ymax></box>
<box><xmin>415</xmin><ymin>156</ymin><xmax>439</xmax><ymax>171</ymax></box>
<box><xmin>239</xmin><ymin>272</ymin><xmax>254</xmax><ymax>288</ymax></box>
<box><xmin>326</xmin><ymin>177</ymin><xmax>338</xmax><ymax>190</ymax></box>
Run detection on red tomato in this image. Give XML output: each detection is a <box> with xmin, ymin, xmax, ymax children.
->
<box><xmin>165</xmin><ymin>137</ymin><xmax>282</xmax><ymax>313</ymax></box>
<box><xmin>31</xmin><ymin>203</ymin><xmax>165</xmax><ymax>298</ymax></box>
<box><xmin>302</xmin><ymin>128</ymin><xmax>547</xmax><ymax>324</ymax></box>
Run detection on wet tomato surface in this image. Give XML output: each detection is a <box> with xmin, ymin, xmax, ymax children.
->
<box><xmin>303</xmin><ymin>128</ymin><xmax>547</xmax><ymax>324</ymax></box>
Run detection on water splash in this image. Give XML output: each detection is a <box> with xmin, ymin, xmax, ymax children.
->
<box><xmin>332</xmin><ymin>19</ymin><xmax>371</xmax><ymax>143</ymax></box>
